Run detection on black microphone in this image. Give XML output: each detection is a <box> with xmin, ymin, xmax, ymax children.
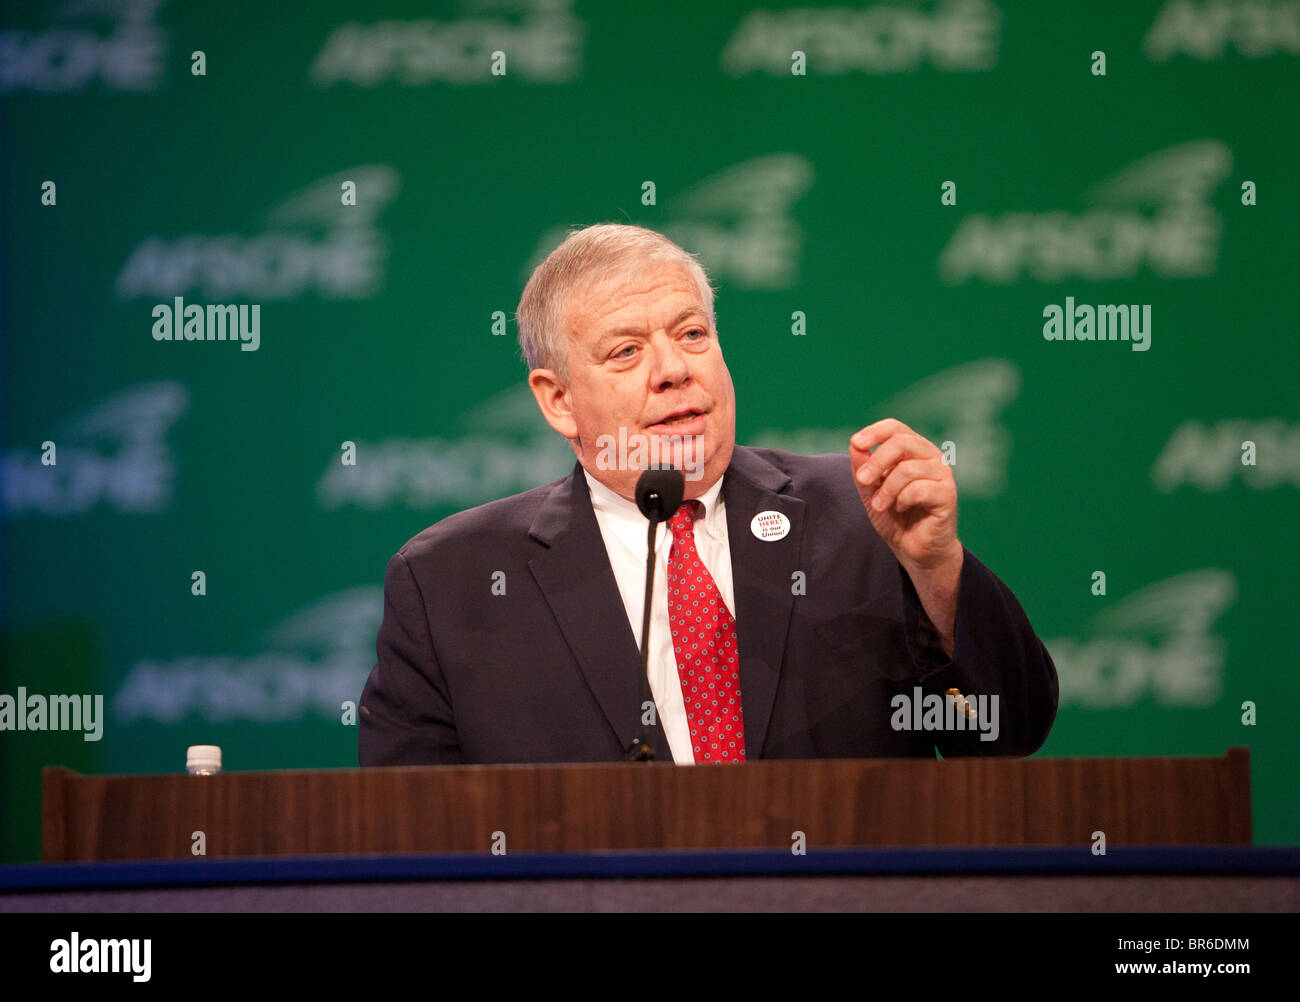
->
<box><xmin>635</xmin><ymin>466</ymin><xmax>686</xmax><ymax>523</ymax></box>
<box><xmin>628</xmin><ymin>466</ymin><xmax>685</xmax><ymax>762</ymax></box>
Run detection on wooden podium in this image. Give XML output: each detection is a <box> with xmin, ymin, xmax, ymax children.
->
<box><xmin>42</xmin><ymin>749</ymin><xmax>1251</xmax><ymax>862</ymax></box>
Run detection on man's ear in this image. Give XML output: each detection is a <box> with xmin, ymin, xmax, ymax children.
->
<box><xmin>528</xmin><ymin>369</ymin><xmax>579</xmax><ymax>440</ymax></box>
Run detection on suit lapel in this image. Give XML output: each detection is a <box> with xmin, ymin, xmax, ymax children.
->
<box><xmin>722</xmin><ymin>447</ymin><xmax>805</xmax><ymax>758</ymax></box>
<box><xmin>527</xmin><ymin>463</ymin><xmax>673</xmax><ymax>761</ymax></box>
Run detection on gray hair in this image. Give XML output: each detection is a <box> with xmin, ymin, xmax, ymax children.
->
<box><xmin>515</xmin><ymin>224</ymin><xmax>715</xmax><ymax>383</ymax></box>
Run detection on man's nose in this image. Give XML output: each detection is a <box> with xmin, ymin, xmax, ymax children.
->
<box><xmin>647</xmin><ymin>334</ymin><xmax>691</xmax><ymax>388</ymax></box>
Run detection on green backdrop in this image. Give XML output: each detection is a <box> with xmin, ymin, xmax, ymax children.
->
<box><xmin>3</xmin><ymin>0</ymin><xmax>1297</xmax><ymax>861</ymax></box>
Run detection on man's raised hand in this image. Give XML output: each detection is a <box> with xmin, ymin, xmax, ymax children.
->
<box><xmin>849</xmin><ymin>418</ymin><xmax>961</xmax><ymax>573</ymax></box>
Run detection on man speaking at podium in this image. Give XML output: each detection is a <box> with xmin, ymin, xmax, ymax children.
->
<box><xmin>359</xmin><ymin>224</ymin><xmax>1057</xmax><ymax>766</ymax></box>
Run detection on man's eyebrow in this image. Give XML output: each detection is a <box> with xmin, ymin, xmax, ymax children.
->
<box><xmin>599</xmin><ymin>308</ymin><xmax>708</xmax><ymax>341</ymax></box>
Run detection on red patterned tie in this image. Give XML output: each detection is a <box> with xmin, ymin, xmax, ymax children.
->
<box><xmin>667</xmin><ymin>500</ymin><xmax>746</xmax><ymax>763</ymax></box>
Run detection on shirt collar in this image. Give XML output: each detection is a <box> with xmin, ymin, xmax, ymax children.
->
<box><xmin>583</xmin><ymin>468</ymin><xmax>727</xmax><ymax>557</ymax></box>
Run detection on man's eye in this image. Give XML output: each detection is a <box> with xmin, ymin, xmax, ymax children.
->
<box><xmin>683</xmin><ymin>329</ymin><xmax>706</xmax><ymax>341</ymax></box>
<box><xmin>613</xmin><ymin>345</ymin><xmax>636</xmax><ymax>358</ymax></box>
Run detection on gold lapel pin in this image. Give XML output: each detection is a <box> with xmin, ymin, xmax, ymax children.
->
<box><xmin>945</xmin><ymin>687</ymin><xmax>978</xmax><ymax>720</ymax></box>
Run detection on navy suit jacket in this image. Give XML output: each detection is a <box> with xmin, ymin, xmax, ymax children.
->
<box><xmin>358</xmin><ymin>446</ymin><xmax>1058</xmax><ymax>765</ymax></box>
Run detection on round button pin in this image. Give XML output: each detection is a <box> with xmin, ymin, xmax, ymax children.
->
<box><xmin>750</xmin><ymin>510</ymin><xmax>791</xmax><ymax>541</ymax></box>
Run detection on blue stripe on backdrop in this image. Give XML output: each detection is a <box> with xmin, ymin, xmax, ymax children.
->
<box><xmin>2</xmin><ymin>847</ymin><xmax>1299</xmax><ymax>891</ymax></box>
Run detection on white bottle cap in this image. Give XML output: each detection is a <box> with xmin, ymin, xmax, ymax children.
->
<box><xmin>186</xmin><ymin>745</ymin><xmax>222</xmax><ymax>772</ymax></box>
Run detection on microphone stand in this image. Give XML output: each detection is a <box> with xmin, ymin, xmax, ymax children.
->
<box><xmin>628</xmin><ymin>467</ymin><xmax>684</xmax><ymax>762</ymax></box>
<box><xmin>631</xmin><ymin>514</ymin><xmax>660</xmax><ymax>761</ymax></box>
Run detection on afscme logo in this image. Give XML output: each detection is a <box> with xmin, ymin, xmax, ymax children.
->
<box><xmin>525</xmin><ymin>154</ymin><xmax>814</xmax><ymax>292</ymax></box>
<box><xmin>753</xmin><ymin>358</ymin><xmax>1020</xmax><ymax>499</ymax></box>
<box><xmin>939</xmin><ymin>140</ymin><xmax>1232</xmax><ymax>283</ymax></box>
<box><xmin>722</xmin><ymin>0</ymin><xmax>1002</xmax><ymax>75</ymax></box>
<box><xmin>114</xmin><ymin>166</ymin><xmax>400</xmax><ymax>300</ymax></box>
<box><xmin>1</xmin><ymin>381</ymin><xmax>188</xmax><ymax>518</ymax></box>
<box><xmin>1144</xmin><ymin>0</ymin><xmax>1300</xmax><ymax>61</ymax></box>
<box><xmin>1050</xmin><ymin>569</ymin><xmax>1236</xmax><ymax>708</ymax></box>
<box><xmin>0</xmin><ymin>0</ymin><xmax>167</xmax><ymax>94</ymax></box>
<box><xmin>316</xmin><ymin>385</ymin><xmax>574</xmax><ymax>510</ymax></box>
<box><xmin>1152</xmin><ymin>419</ymin><xmax>1300</xmax><ymax>491</ymax></box>
<box><xmin>309</xmin><ymin>0</ymin><xmax>585</xmax><ymax>86</ymax></box>
<box><xmin>113</xmin><ymin>587</ymin><xmax>383</xmax><ymax>725</ymax></box>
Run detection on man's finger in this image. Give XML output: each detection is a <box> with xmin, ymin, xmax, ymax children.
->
<box><xmin>854</xmin><ymin>433</ymin><xmax>938</xmax><ymax>486</ymax></box>
<box><xmin>869</xmin><ymin>459</ymin><xmax>946</xmax><ymax>510</ymax></box>
<box><xmin>891</xmin><ymin>476</ymin><xmax>951</xmax><ymax>513</ymax></box>
<box><xmin>850</xmin><ymin>418</ymin><xmax>915</xmax><ymax>455</ymax></box>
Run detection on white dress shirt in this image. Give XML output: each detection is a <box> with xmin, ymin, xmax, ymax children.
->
<box><xmin>583</xmin><ymin>469</ymin><xmax>736</xmax><ymax>764</ymax></box>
